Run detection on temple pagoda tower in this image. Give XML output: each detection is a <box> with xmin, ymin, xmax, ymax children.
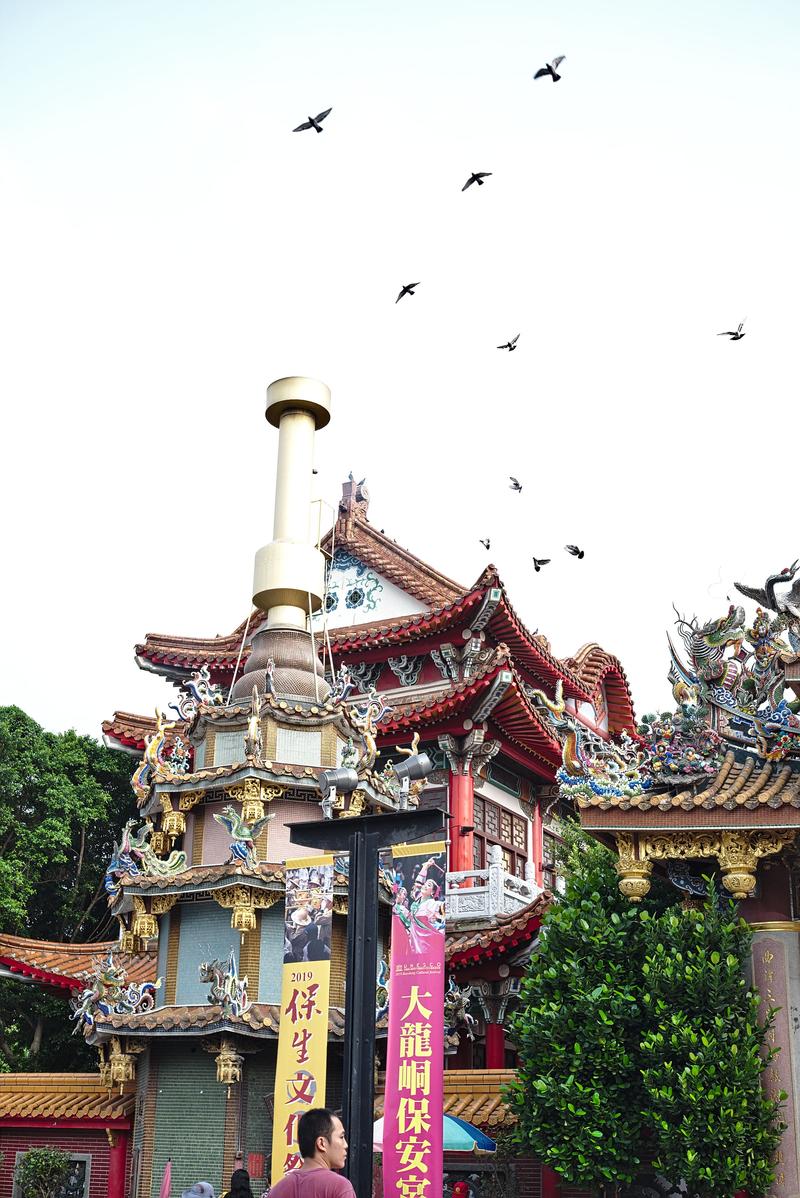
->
<box><xmin>77</xmin><ymin>379</ymin><xmax>421</xmax><ymax>1198</ymax></box>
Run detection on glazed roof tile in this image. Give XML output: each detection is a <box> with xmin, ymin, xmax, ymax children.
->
<box><xmin>0</xmin><ymin>934</ymin><xmax>157</xmax><ymax>990</ymax></box>
<box><xmin>92</xmin><ymin>1003</ymin><xmax>347</xmax><ymax>1037</ymax></box>
<box><xmin>375</xmin><ymin>1069</ymin><xmax>516</xmax><ymax>1127</ymax></box>
<box><xmin>575</xmin><ymin>750</ymin><xmax>800</xmax><ymax>812</ymax></box>
<box><xmin>119</xmin><ymin>860</ymin><xmax>288</xmax><ymax>893</ymax></box>
<box><xmin>0</xmin><ymin>1074</ymin><xmax>135</xmax><ymax>1122</ymax></box>
<box><xmin>446</xmin><ymin>893</ymin><xmax>550</xmax><ymax>964</ymax></box>
<box><xmin>117</xmin><ymin>859</ymin><xmax>348</xmax><ymax>896</ymax></box>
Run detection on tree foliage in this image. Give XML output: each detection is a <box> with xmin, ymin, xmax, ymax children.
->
<box><xmin>507</xmin><ymin>825</ymin><xmax>784</xmax><ymax>1197</ymax></box>
<box><xmin>0</xmin><ymin>705</ymin><xmax>136</xmax><ymax>1070</ymax></box>
<box><xmin>506</xmin><ymin>824</ymin><xmax>669</xmax><ymax>1190</ymax></box>
<box><xmin>14</xmin><ymin>1147</ymin><xmax>71</xmax><ymax>1198</ymax></box>
<box><xmin>640</xmin><ymin>885</ymin><xmax>785</xmax><ymax>1198</ymax></box>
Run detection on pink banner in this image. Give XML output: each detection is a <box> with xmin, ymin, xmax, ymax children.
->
<box><xmin>382</xmin><ymin>841</ymin><xmax>447</xmax><ymax>1198</ymax></box>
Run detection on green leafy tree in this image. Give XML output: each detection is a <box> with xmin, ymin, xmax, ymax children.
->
<box><xmin>506</xmin><ymin>823</ymin><xmax>670</xmax><ymax>1192</ymax></box>
<box><xmin>0</xmin><ymin>705</ymin><xmax>136</xmax><ymax>1070</ymax></box>
<box><xmin>14</xmin><ymin>1147</ymin><xmax>70</xmax><ymax>1198</ymax></box>
<box><xmin>640</xmin><ymin>884</ymin><xmax>785</xmax><ymax>1198</ymax></box>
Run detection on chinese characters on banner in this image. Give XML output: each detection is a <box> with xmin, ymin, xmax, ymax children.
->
<box><xmin>270</xmin><ymin>855</ymin><xmax>335</xmax><ymax>1184</ymax></box>
<box><xmin>382</xmin><ymin>842</ymin><xmax>447</xmax><ymax>1198</ymax></box>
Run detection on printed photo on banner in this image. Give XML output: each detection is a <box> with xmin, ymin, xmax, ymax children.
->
<box><xmin>381</xmin><ymin>849</ymin><xmax>446</xmax><ymax>952</ymax></box>
<box><xmin>283</xmin><ymin>860</ymin><xmax>334</xmax><ymax>964</ymax></box>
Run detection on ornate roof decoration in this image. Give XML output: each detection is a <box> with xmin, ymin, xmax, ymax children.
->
<box><xmin>200</xmin><ymin>948</ymin><xmax>250</xmax><ymax>1017</ymax></box>
<box><xmin>562</xmin><ymin>577</ymin><xmax>800</xmax><ymax>814</ymax></box>
<box><xmin>70</xmin><ymin>950</ymin><xmax>162</xmax><ymax>1031</ymax></box>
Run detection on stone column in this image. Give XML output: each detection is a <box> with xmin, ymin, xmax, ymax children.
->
<box><xmin>438</xmin><ymin>731</ymin><xmax>500</xmax><ymax>873</ymax></box>
<box><xmin>751</xmin><ymin>926</ymin><xmax>800</xmax><ymax>1198</ymax></box>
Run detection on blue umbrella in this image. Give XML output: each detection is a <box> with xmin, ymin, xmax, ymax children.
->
<box><xmin>373</xmin><ymin>1115</ymin><xmax>497</xmax><ymax>1154</ymax></box>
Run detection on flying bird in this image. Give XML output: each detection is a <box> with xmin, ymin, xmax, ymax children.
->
<box><xmin>480</xmin><ymin>538</ymin><xmax>491</xmax><ymax>550</ymax></box>
<box><xmin>293</xmin><ymin>108</ymin><xmax>332</xmax><ymax>133</ymax></box>
<box><xmin>463</xmin><ymin>172</ymin><xmax>492</xmax><ymax>191</ymax></box>
<box><xmin>497</xmin><ymin>334</ymin><xmax>520</xmax><ymax>351</ymax></box>
<box><xmin>533</xmin><ymin>557</ymin><xmax>551</xmax><ymax>572</ymax></box>
<box><xmin>718</xmin><ymin>320</ymin><xmax>746</xmax><ymax>341</ymax></box>
<box><xmin>565</xmin><ymin>545</ymin><xmax>585</xmax><ymax>559</ymax></box>
<box><xmin>509</xmin><ymin>476</ymin><xmax>523</xmax><ymax>493</ymax></box>
<box><xmin>534</xmin><ymin>56</ymin><xmax>565</xmax><ymax>82</ymax></box>
<box><xmin>396</xmin><ymin>282</ymin><xmax>420</xmax><ymax>303</ymax></box>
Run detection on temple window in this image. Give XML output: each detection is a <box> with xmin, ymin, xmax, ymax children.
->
<box><xmin>473</xmin><ymin>796</ymin><xmax>528</xmax><ymax>877</ymax></box>
<box><xmin>542</xmin><ymin>828</ymin><xmax>565</xmax><ymax>893</ymax></box>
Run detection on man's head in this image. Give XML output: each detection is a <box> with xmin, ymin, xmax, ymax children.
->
<box><xmin>297</xmin><ymin>1108</ymin><xmax>348</xmax><ymax>1170</ymax></box>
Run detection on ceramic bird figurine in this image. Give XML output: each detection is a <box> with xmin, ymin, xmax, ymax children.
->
<box><xmin>214</xmin><ymin>805</ymin><xmax>274</xmax><ymax>868</ymax></box>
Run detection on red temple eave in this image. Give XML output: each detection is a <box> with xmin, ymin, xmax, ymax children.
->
<box><xmin>446</xmin><ymin>911</ymin><xmax>546</xmax><ymax>968</ymax></box>
<box><xmin>0</xmin><ymin>956</ymin><xmax>81</xmax><ymax>991</ymax></box>
<box><xmin>376</xmin><ymin>660</ymin><xmax>563</xmax><ymax>765</ymax></box>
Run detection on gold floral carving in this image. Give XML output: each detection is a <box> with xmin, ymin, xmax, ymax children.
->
<box><xmin>332</xmin><ymin>896</ymin><xmax>349</xmax><ymax>915</ymax></box>
<box><xmin>178</xmin><ymin>791</ymin><xmax>204</xmax><ymax>812</ymax></box>
<box><xmin>252</xmin><ymin>891</ymin><xmax>281</xmax><ymax>909</ymax></box>
<box><xmin>614</xmin><ymin>829</ymin><xmax>798</xmax><ymax>902</ymax></box>
<box><xmin>227</xmin><ymin>777</ymin><xmax>263</xmax><ymax>802</ymax></box>
<box><xmin>150</xmin><ymin>895</ymin><xmax>178</xmax><ymax>915</ymax></box>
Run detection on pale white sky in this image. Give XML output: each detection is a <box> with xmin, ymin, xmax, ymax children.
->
<box><xmin>1</xmin><ymin>0</ymin><xmax>798</xmax><ymax>737</ymax></box>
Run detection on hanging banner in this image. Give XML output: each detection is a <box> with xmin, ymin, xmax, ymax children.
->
<box><xmin>271</xmin><ymin>855</ymin><xmax>335</xmax><ymax>1183</ymax></box>
<box><xmin>382</xmin><ymin>841</ymin><xmax>447</xmax><ymax>1198</ymax></box>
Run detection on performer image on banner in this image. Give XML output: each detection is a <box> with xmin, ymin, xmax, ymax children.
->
<box><xmin>381</xmin><ymin>841</ymin><xmax>447</xmax><ymax>1198</ymax></box>
<box><xmin>384</xmin><ymin>854</ymin><xmax>446</xmax><ymax>952</ymax></box>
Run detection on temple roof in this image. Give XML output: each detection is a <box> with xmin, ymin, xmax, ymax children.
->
<box><xmin>375</xmin><ymin>1068</ymin><xmax>516</xmax><ymax>1128</ymax></box>
<box><xmin>0</xmin><ymin>933</ymin><xmax>157</xmax><ymax>991</ymax></box>
<box><xmin>323</xmin><ymin>478</ymin><xmax>466</xmax><ymax>607</ymax></box>
<box><xmin>0</xmin><ymin>1073</ymin><xmax>135</xmax><ymax>1124</ymax></box>
<box><xmin>378</xmin><ymin>647</ymin><xmax>563</xmax><ymax>772</ymax></box>
<box><xmin>575</xmin><ymin>749</ymin><xmax>800</xmax><ymax>814</ymax></box>
<box><xmin>446</xmin><ymin>893</ymin><xmax>550</xmax><ymax>965</ymax></box>
<box><xmin>88</xmin><ymin>1002</ymin><xmax>347</xmax><ymax>1040</ymax></box>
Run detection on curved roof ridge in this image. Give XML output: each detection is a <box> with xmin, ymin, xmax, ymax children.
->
<box><xmin>323</xmin><ymin>515</ymin><xmax>465</xmax><ymax>605</ymax></box>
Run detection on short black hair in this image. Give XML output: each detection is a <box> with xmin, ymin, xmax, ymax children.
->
<box><xmin>297</xmin><ymin>1108</ymin><xmax>338</xmax><ymax>1159</ymax></box>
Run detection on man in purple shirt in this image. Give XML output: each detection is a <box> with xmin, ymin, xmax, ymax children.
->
<box><xmin>269</xmin><ymin>1110</ymin><xmax>356</xmax><ymax>1198</ymax></box>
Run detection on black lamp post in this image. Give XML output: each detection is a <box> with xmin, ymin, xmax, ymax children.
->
<box><xmin>287</xmin><ymin>806</ymin><xmax>447</xmax><ymax>1198</ymax></box>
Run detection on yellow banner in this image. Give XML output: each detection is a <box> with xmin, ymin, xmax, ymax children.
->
<box><xmin>270</xmin><ymin>855</ymin><xmax>335</xmax><ymax>1183</ymax></box>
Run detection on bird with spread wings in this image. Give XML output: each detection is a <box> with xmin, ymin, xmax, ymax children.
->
<box><xmin>214</xmin><ymin>804</ymin><xmax>274</xmax><ymax>868</ymax></box>
<box><xmin>735</xmin><ymin>560</ymin><xmax>800</xmax><ymax>652</ymax></box>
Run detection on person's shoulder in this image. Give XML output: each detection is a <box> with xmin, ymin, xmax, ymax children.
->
<box><xmin>324</xmin><ymin>1176</ymin><xmax>355</xmax><ymax>1198</ymax></box>
<box><xmin>268</xmin><ymin>1178</ymin><xmax>293</xmax><ymax>1198</ymax></box>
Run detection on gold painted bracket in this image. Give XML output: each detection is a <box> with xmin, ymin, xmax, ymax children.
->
<box><xmin>614</xmin><ymin>829</ymin><xmax>797</xmax><ymax>901</ymax></box>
